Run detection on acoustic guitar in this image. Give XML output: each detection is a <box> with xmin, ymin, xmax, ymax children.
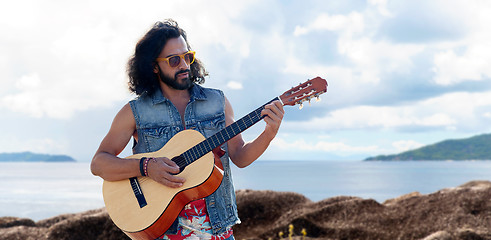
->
<box><xmin>102</xmin><ymin>77</ymin><xmax>328</xmax><ymax>240</ymax></box>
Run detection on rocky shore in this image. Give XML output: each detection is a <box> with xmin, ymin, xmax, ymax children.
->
<box><xmin>1</xmin><ymin>180</ymin><xmax>490</xmax><ymax>240</ymax></box>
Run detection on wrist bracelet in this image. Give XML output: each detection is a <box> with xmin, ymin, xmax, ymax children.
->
<box><xmin>143</xmin><ymin>157</ymin><xmax>153</xmax><ymax>177</ymax></box>
<box><xmin>139</xmin><ymin>157</ymin><xmax>147</xmax><ymax>176</ymax></box>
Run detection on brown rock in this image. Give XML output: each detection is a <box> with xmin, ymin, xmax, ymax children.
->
<box><xmin>0</xmin><ymin>225</ymin><xmax>46</xmax><ymax>240</ymax></box>
<box><xmin>234</xmin><ymin>180</ymin><xmax>491</xmax><ymax>240</ymax></box>
<box><xmin>45</xmin><ymin>209</ymin><xmax>129</xmax><ymax>240</ymax></box>
<box><xmin>421</xmin><ymin>230</ymin><xmax>452</xmax><ymax>240</ymax></box>
<box><xmin>0</xmin><ymin>208</ymin><xmax>128</xmax><ymax>240</ymax></box>
<box><xmin>234</xmin><ymin>189</ymin><xmax>312</xmax><ymax>238</ymax></box>
<box><xmin>37</xmin><ymin>208</ymin><xmax>105</xmax><ymax>228</ymax></box>
<box><xmin>0</xmin><ymin>181</ymin><xmax>490</xmax><ymax>240</ymax></box>
<box><xmin>0</xmin><ymin>216</ymin><xmax>36</xmax><ymax>228</ymax></box>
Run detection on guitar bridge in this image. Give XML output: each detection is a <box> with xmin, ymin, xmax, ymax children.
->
<box><xmin>129</xmin><ymin>177</ymin><xmax>147</xmax><ymax>208</ymax></box>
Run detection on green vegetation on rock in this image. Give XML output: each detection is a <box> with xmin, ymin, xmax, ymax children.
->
<box><xmin>365</xmin><ymin>133</ymin><xmax>491</xmax><ymax>161</ymax></box>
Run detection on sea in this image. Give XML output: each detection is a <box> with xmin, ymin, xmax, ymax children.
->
<box><xmin>1</xmin><ymin>160</ymin><xmax>490</xmax><ymax>221</ymax></box>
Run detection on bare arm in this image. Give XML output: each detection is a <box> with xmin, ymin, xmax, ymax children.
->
<box><xmin>90</xmin><ymin>103</ymin><xmax>140</xmax><ymax>181</ymax></box>
<box><xmin>90</xmin><ymin>103</ymin><xmax>184</xmax><ymax>187</ymax></box>
<box><xmin>225</xmin><ymin>97</ymin><xmax>284</xmax><ymax>168</ymax></box>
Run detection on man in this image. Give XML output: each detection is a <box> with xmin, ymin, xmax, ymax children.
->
<box><xmin>91</xmin><ymin>19</ymin><xmax>284</xmax><ymax>239</ymax></box>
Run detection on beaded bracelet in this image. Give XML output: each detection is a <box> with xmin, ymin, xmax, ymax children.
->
<box><xmin>139</xmin><ymin>157</ymin><xmax>147</xmax><ymax>176</ymax></box>
<box><xmin>143</xmin><ymin>157</ymin><xmax>155</xmax><ymax>177</ymax></box>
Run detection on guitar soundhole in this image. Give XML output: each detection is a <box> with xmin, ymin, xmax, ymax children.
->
<box><xmin>171</xmin><ymin>155</ymin><xmax>186</xmax><ymax>174</ymax></box>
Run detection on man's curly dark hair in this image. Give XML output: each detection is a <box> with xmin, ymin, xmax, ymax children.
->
<box><xmin>127</xmin><ymin>19</ymin><xmax>207</xmax><ymax>96</ymax></box>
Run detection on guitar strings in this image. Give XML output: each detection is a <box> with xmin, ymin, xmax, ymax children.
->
<box><xmin>173</xmin><ymin>99</ymin><xmax>276</xmax><ymax>169</ymax></box>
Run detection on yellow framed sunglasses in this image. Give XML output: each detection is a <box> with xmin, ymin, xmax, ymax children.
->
<box><xmin>156</xmin><ymin>51</ymin><xmax>196</xmax><ymax>68</ymax></box>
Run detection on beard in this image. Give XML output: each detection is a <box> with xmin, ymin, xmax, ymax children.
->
<box><xmin>158</xmin><ymin>68</ymin><xmax>193</xmax><ymax>90</ymax></box>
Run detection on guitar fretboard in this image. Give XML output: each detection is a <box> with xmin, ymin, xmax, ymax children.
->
<box><xmin>174</xmin><ymin>97</ymin><xmax>279</xmax><ymax>168</ymax></box>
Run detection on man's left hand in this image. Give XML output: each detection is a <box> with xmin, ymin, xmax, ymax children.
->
<box><xmin>261</xmin><ymin>100</ymin><xmax>284</xmax><ymax>139</ymax></box>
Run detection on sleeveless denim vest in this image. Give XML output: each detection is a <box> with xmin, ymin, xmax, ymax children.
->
<box><xmin>129</xmin><ymin>84</ymin><xmax>240</xmax><ymax>235</ymax></box>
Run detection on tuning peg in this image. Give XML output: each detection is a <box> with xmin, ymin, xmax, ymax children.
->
<box><xmin>299</xmin><ymin>102</ymin><xmax>304</xmax><ymax>110</ymax></box>
<box><xmin>316</xmin><ymin>96</ymin><xmax>321</xmax><ymax>102</ymax></box>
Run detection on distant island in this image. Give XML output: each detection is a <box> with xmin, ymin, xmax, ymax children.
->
<box><xmin>365</xmin><ymin>133</ymin><xmax>491</xmax><ymax>161</ymax></box>
<box><xmin>0</xmin><ymin>152</ymin><xmax>76</xmax><ymax>162</ymax></box>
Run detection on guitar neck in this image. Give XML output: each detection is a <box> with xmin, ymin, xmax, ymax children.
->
<box><xmin>178</xmin><ymin>97</ymin><xmax>280</xmax><ymax>166</ymax></box>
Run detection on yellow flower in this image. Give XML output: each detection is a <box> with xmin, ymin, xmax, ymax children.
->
<box><xmin>288</xmin><ymin>224</ymin><xmax>294</xmax><ymax>239</ymax></box>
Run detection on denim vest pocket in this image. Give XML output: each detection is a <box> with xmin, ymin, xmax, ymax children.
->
<box><xmin>199</xmin><ymin>113</ymin><xmax>226</xmax><ymax>138</ymax></box>
<box><xmin>140</xmin><ymin>126</ymin><xmax>171</xmax><ymax>152</ymax></box>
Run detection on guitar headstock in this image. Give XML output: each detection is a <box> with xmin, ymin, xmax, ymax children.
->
<box><xmin>279</xmin><ymin>77</ymin><xmax>328</xmax><ymax>109</ymax></box>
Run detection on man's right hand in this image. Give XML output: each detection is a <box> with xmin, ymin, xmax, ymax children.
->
<box><xmin>146</xmin><ymin>157</ymin><xmax>186</xmax><ymax>188</ymax></box>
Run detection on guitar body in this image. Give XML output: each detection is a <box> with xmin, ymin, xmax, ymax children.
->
<box><xmin>102</xmin><ymin>129</ymin><xmax>224</xmax><ymax>240</ymax></box>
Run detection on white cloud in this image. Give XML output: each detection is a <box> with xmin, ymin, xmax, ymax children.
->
<box><xmin>271</xmin><ymin>137</ymin><xmax>380</xmax><ymax>154</ymax></box>
<box><xmin>1</xmin><ymin>57</ymin><xmax>128</xmax><ymax>119</ymax></box>
<box><xmin>283</xmin><ymin>90</ymin><xmax>491</xmax><ymax>132</ymax></box>
<box><xmin>1</xmin><ymin>0</ymin><xmax>491</xmax><ymax>161</ymax></box>
<box><xmin>290</xmin><ymin>7</ymin><xmax>424</xmax><ymax>86</ymax></box>
<box><xmin>368</xmin><ymin>0</ymin><xmax>392</xmax><ymax>17</ymax></box>
<box><xmin>283</xmin><ymin>57</ymin><xmax>333</xmax><ymax>79</ymax></box>
<box><xmin>289</xmin><ymin>0</ymin><xmax>491</xmax><ymax>90</ymax></box>
<box><xmin>227</xmin><ymin>81</ymin><xmax>243</xmax><ymax>90</ymax></box>
<box><xmin>0</xmin><ymin>1</ymin><xmax>134</xmax><ymax>119</ymax></box>
<box><xmin>430</xmin><ymin>1</ymin><xmax>491</xmax><ymax>85</ymax></box>
<box><xmin>432</xmin><ymin>45</ymin><xmax>491</xmax><ymax>85</ymax></box>
<box><xmin>391</xmin><ymin>140</ymin><xmax>424</xmax><ymax>152</ymax></box>
<box><xmin>293</xmin><ymin>106</ymin><xmax>456</xmax><ymax>130</ymax></box>
<box><xmin>294</xmin><ymin>12</ymin><xmax>364</xmax><ymax>36</ymax></box>
<box><xmin>337</xmin><ymin>37</ymin><xmax>424</xmax><ymax>83</ymax></box>
<box><xmin>0</xmin><ymin>0</ymin><xmax>260</xmax><ymax>119</ymax></box>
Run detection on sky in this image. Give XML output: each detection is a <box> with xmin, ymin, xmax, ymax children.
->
<box><xmin>1</xmin><ymin>0</ymin><xmax>491</xmax><ymax>162</ymax></box>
